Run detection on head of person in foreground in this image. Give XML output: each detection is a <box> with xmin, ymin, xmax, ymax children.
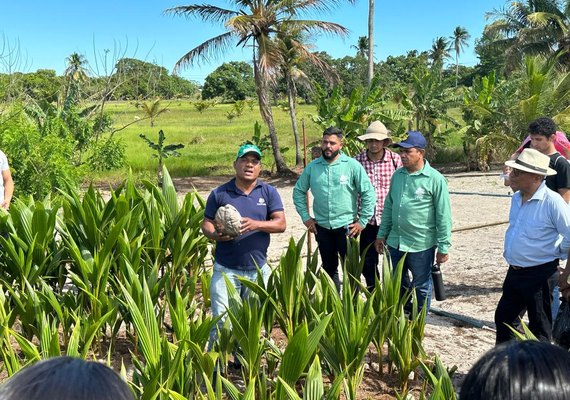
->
<box><xmin>0</xmin><ymin>356</ymin><xmax>134</xmax><ymax>400</ymax></box>
<box><xmin>460</xmin><ymin>340</ymin><xmax>570</xmax><ymax>400</ymax></box>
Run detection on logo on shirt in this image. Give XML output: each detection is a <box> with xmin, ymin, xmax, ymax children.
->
<box><xmin>339</xmin><ymin>174</ymin><xmax>349</xmax><ymax>185</ymax></box>
<box><xmin>414</xmin><ymin>187</ymin><xmax>426</xmax><ymax>200</ymax></box>
<box><xmin>257</xmin><ymin>198</ymin><xmax>266</xmax><ymax>206</ymax></box>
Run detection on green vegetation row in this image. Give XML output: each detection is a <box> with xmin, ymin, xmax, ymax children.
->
<box><xmin>0</xmin><ymin>166</ymin><xmax>456</xmax><ymax>399</ymax></box>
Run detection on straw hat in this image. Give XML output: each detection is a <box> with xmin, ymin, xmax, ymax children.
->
<box><xmin>505</xmin><ymin>148</ymin><xmax>557</xmax><ymax>176</ymax></box>
<box><xmin>358</xmin><ymin>121</ymin><xmax>392</xmax><ymax>142</ymax></box>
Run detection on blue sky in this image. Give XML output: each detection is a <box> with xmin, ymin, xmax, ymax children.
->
<box><xmin>2</xmin><ymin>0</ymin><xmax>507</xmax><ymax>84</ymax></box>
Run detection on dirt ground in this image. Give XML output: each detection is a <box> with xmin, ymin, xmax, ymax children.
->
<box><xmin>175</xmin><ymin>171</ymin><xmax>515</xmax><ymax>394</ymax></box>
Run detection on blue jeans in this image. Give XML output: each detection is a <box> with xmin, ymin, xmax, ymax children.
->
<box><xmin>208</xmin><ymin>262</ymin><xmax>271</xmax><ymax>349</ymax></box>
<box><xmin>388</xmin><ymin>246</ymin><xmax>436</xmax><ymax>312</ymax></box>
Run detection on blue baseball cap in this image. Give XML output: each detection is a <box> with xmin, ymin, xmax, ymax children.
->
<box><xmin>236</xmin><ymin>143</ymin><xmax>262</xmax><ymax>159</ymax></box>
<box><xmin>392</xmin><ymin>131</ymin><xmax>426</xmax><ymax>149</ymax></box>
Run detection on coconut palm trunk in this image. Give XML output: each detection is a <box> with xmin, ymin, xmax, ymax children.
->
<box><xmin>285</xmin><ymin>75</ymin><xmax>302</xmax><ymax>167</ymax></box>
<box><xmin>367</xmin><ymin>0</ymin><xmax>374</xmax><ymax>86</ymax></box>
<box><xmin>253</xmin><ymin>61</ymin><xmax>288</xmax><ymax>173</ymax></box>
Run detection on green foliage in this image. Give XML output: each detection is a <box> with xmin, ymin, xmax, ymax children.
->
<box><xmin>0</xmin><ymin>69</ymin><xmax>61</xmax><ymax>104</ymax></box>
<box><xmin>202</xmin><ymin>62</ymin><xmax>255</xmax><ymax>102</ymax></box>
<box><xmin>0</xmin><ymin>193</ymin><xmax>449</xmax><ymax>399</ymax></box>
<box><xmin>226</xmin><ymin>100</ymin><xmax>247</xmax><ymax>121</ymax></box>
<box><xmin>87</xmin><ymin>137</ymin><xmax>126</xmax><ymax>171</ymax></box>
<box><xmin>0</xmin><ymin>109</ymin><xmax>82</xmax><ymax>198</ymax></box>
<box><xmin>376</xmin><ymin>50</ymin><xmax>430</xmax><ymax>97</ymax></box>
<box><xmin>418</xmin><ymin>356</ymin><xmax>457</xmax><ymax>400</ymax></box>
<box><xmin>401</xmin><ymin>70</ymin><xmax>461</xmax><ymax>158</ymax></box>
<box><xmin>136</xmin><ymin>98</ymin><xmax>169</xmax><ymax>127</ymax></box>
<box><xmin>193</xmin><ymin>99</ymin><xmax>216</xmax><ymax>113</ymax></box>
<box><xmin>318</xmin><ymin>255</ymin><xmax>381</xmax><ymax>400</ymax></box>
<box><xmin>113</xmin><ymin>58</ymin><xmax>199</xmax><ymax>100</ymax></box>
<box><xmin>311</xmin><ymin>76</ymin><xmax>405</xmax><ymax>156</ymax></box>
<box><xmin>139</xmin><ymin>129</ymin><xmax>185</xmax><ymax>181</ymax></box>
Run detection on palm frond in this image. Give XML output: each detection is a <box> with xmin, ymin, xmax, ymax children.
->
<box><xmin>290</xmin><ymin>20</ymin><xmax>349</xmax><ymax>37</ymax></box>
<box><xmin>173</xmin><ymin>32</ymin><xmax>236</xmax><ymax>73</ymax></box>
<box><xmin>164</xmin><ymin>5</ymin><xmax>239</xmax><ymax>25</ymax></box>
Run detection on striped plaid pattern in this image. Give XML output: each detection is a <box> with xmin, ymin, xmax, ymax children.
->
<box><xmin>355</xmin><ymin>149</ymin><xmax>402</xmax><ymax>225</ymax></box>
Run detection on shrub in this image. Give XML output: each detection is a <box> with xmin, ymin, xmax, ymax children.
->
<box><xmin>0</xmin><ymin>113</ymin><xmax>82</xmax><ymax>198</ymax></box>
<box><xmin>87</xmin><ymin>137</ymin><xmax>126</xmax><ymax>171</ymax></box>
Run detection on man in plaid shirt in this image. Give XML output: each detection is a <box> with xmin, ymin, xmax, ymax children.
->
<box><xmin>355</xmin><ymin>121</ymin><xmax>402</xmax><ymax>290</ymax></box>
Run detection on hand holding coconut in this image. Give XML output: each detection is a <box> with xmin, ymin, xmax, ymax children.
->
<box><xmin>213</xmin><ymin>204</ymin><xmax>242</xmax><ymax>239</ymax></box>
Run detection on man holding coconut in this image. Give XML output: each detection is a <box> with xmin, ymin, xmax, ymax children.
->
<box><xmin>201</xmin><ymin>143</ymin><xmax>286</xmax><ymax>352</ymax></box>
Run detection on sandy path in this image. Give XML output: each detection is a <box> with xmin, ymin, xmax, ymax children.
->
<box><xmin>176</xmin><ymin>171</ymin><xmax>514</xmax><ymax>387</ymax></box>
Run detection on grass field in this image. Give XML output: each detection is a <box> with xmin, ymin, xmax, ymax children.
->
<box><xmin>99</xmin><ymin>101</ymin><xmax>322</xmax><ymax>181</ymax></box>
<box><xmin>95</xmin><ymin>100</ymin><xmax>465</xmax><ymax>183</ymax></box>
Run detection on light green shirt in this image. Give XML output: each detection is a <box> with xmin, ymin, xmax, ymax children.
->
<box><xmin>377</xmin><ymin>161</ymin><xmax>452</xmax><ymax>254</ymax></box>
<box><xmin>293</xmin><ymin>153</ymin><xmax>376</xmax><ymax>229</ymax></box>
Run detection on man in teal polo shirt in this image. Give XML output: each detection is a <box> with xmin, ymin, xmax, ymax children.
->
<box><xmin>293</xmin><ymin>127</ymin><xmax>376</xmax><ymax>289</ymax></box>
<box><xmin>375</xmin><ymin>131</ymin><xmax>451</xmax><ymax>312</ymax></box>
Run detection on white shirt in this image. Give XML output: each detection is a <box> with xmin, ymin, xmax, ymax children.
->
<box><xmin>504</xmin><ymin>182</ymin><xmax>570</xmax><ymax>267</ymax></box>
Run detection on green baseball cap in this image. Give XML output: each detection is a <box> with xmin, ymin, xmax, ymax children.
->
<box><xmin>236</xmin><ymin>143</ymin><xmax>262</xmax><ymax>159</ymax></box>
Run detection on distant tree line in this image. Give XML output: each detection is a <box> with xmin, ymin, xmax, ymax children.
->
<box><xmin>0</xmin><ymin>58</ymin><xmax>200</xmax><ymax>104</ymax></box>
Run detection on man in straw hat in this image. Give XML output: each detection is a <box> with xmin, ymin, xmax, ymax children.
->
<box><xmin>355</xmin><ymin>121</ymin><xmax>402</xmax><ymax>290</ymax></box>
<box><xmin>495</xmin><ymin>148</ymin><xmax>570</xmax><ymax>343</ymax></box>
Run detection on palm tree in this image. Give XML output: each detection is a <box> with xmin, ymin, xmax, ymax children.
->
<box><xmin>451</xmin><ymin>26</ymin><xmax>470</xmax><ymax>87</ymax></box>
<box><xmin>64</xmin><ymin>53</ymin><xmax>89</xmax><ymax>83</ymax></box>
<box><xmin>62</xmin><ymin>53</ymin><xmax>89</xmax><ymax>110</ymax></box>
<box><xmin>165</xmin><ymin>1</ymin><xmax>348</xmax><ymax>174</ymax></box>
<box><xmin>367</xmin><ymin>0</ymin><xmax>374</xmax><ymax>87</ymax></box>
<box><xmin>138</xmin><ymin>98</ymin><xmax>169</xmax><ymax>127</ymax></box>
<box><xmin>277</xmin><ymin>28</ymin><xmax>338</xmax><ymax>167</ymax></box>
<box><xmin>484</xmin><ymin>0</ymin><xmax>570</xmax><ymax>73</ymax></box>
<box><xmin>402</xmin><ymin>70</ymin><xmax>460</xmax><ymax>158</ymax></box>
<box><xmin>429</xmin><ymin>37</ymin><xmax>451</xmax><ymax>69</ymax></box>
<box><xmin>351</xmin><ymin>36</ymin><xmax>369</xmax><ymax>58</ymax></box>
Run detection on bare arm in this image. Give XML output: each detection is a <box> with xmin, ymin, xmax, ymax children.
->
<box><xmin>2</xmin><ymin>169</ymin><xmax>13</xmax><ymax>209</ymax></box>
<box><xmin>558</xmin><ymin>188</ymin><xmax>570</xmax><ymax>203</ymax></box>
<box><xmin>240</xmin><ymin>211</ymin><xmax>286</xmax><ymax>235</ymax></box>
<box><xmin>201</xmin><ymin>218</ymin><xmax>233</xmax><ymax>242</ymax></box>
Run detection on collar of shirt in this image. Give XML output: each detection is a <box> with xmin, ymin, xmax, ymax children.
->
<box><xmin>513</xmin><ymin>180</ymin><xmax>547</xmax><ymax>204</ymax></box>
<box><xmin>228</xmin><ymin>178</ymin><xmax>261</xmax><ymax>195</ymax></box>
<box><xmin>315</xmin><ymin>152</ymin><xmax>350</xmax><ymax>166</ymax></box>
<box><xmin>399</xmin><ymin>160</ymin><xmax>434</xmax><ymax>177</ymax></box>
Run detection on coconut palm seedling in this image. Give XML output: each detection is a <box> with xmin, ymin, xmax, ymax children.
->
<box><xmin>317</xmin><ymin>262</ymin><xmax>381</xmax><ymax>400</ymax></box>
<box><xmin>418</xmin><ymin>355</ymin><xmax>457</xmax><ymax>400</ymax></box>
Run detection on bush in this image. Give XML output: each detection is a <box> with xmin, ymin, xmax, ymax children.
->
<box><xmin>0</xmin><ymin>113</ymin><xmax>82</xmax><ymax>198</ymax></box>
<box><xmin>87</xmin><ymin>137</ymin><xmax>126</xmax><ymax>171</ymax></box>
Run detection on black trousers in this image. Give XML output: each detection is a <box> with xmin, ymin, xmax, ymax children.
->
<box><xmin>495</xmin><ymin>260</ymin><xmax>559</xmax><ymax>344</ymax></box>
<box><xmin>315</xmin><ymin>224</ymin><xmax>348</xmax><ymax>290</ymax></box>
<box><xmin>359</xmin><ymin>223</ymin><xmax>380</xmax><ymax>290</ymax></box>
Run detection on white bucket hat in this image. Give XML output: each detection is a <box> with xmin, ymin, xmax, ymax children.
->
<box><xmin>358</xmin><ymin>121</ymin><xmax>392</xmax><ymax>142</ymax></box>
<box><xmin>505</xmin><ymin>148</ymin><xmax>557</xmax><ymax>176</ymax></box>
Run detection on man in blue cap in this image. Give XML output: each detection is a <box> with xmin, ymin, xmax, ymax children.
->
<box><xmin>374</xmin><ymin>131</ymin><xmax>451</xmax><ymax>313</ymax></box>
<box><xmin>201</xmin><ymin>143</ymin><xmax>286</xmax><ymax>354</ymax></box>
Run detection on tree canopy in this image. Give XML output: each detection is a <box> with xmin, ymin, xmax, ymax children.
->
<box><xmin>201</xmin><ymin>61</ymin><xmax>255</xmax><ymax>102</ymax></box>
